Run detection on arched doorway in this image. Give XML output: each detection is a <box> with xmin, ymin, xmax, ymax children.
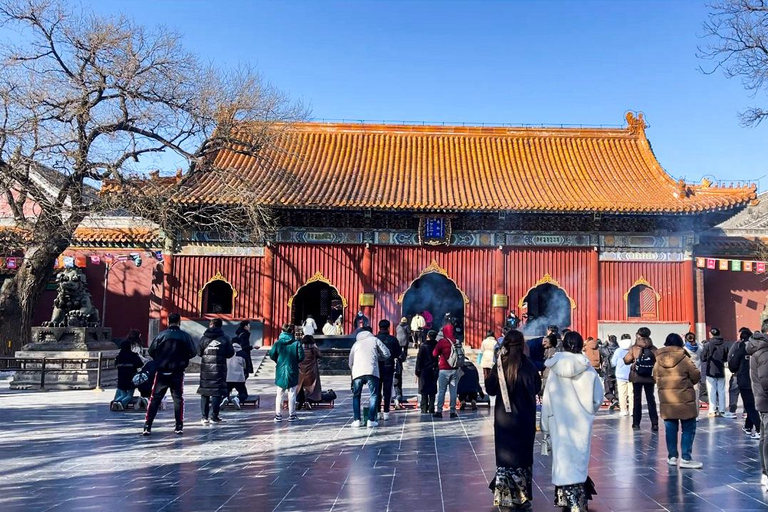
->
<box><xmin>520</xmin><ymin>277</ymin><xmax>573</xmax><ymax>336</ymax></box>
<box><xmin>401</xmin><ymin>270</ymin><xmax>467</xmax><ymax>339</ymax></box>
<box><xmin>289</xmin><ymin>273</ymin><xmax>346</xmax><ymax>327</ymax></box>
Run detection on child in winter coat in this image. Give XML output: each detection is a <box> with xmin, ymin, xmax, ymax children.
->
<box><xmin>224</xmin><ymin>342</ymin><xmax>249</xmax><ymax>409</ymax></box>
<box><xmin>611</xmin><ymin>334</ymin><xmax>634</xmax><ymax>417</ymax></box>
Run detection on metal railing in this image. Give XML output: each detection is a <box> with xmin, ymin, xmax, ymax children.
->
<box><xmin>12</xmin><ymin>352</ymin><xmax>115</xmax><ymax>391</ymax></box>
<box><xmin>0</xmin><ymin>356</ymin><xmax>21</xmax><ymax>371</ymax></box>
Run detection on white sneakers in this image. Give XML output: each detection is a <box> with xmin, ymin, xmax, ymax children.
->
<box><xmin>679</xmin><ymin>459</ymin><xmax>703</xmax><ymax>469</ymax></box>
<box><xmin>367</xmin><ymin>421</ymin><xmax>379</xmax><ymax>429</ymax></box>
<box><xmin>382</xmin><ymin>412</ymin><xmax>390</xmax><ymax>421</ymax></box>
<box><xmin>761</xmin><ymin>474</ymin><xmax>768</xmax><ymax>488</ymax></box>
<box><xmin>351</xmin><ymin>419</ymin><xmax>362</xmax><ymax>428</ymax></box>
<box><xmin>723</xmin><ymin>412</ymin><xmax>738</xmax><ymax>419</ymax></box>
<box><xmin>667</xmin><ymin>457</ymin><xmax>678</xmax><ymax>466</ymax></box>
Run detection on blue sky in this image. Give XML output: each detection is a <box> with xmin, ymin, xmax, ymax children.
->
<box><xmin>75</xmin><ymin>1</ymin><xmax>768</xmax><ymax>187</ymax></box>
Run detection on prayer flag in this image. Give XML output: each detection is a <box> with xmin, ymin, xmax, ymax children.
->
<box><xmin>732</xmin><ymin>260</ymin><xmax>742</xmax><ymax>271</ymax></box>
<box><xmin>90</xmin><ymin>255</ymin><xmax>101</xmax><ymax>265</ymax></box>
<box><xmin>63</xmin><ymin>256</ymin><xmax>75</xmax><ymax>268</ymax></box>
<box><xmin>74</xmin><ymin>255</ymin><xmax>87</xmax><ymax>268</ymax></box>
<box><xmin>758</xmin><ymin>262</ymin><xmax>766</xmax><ymax>275</ymax></box>
<box><xmin>6</xmin><ymin>257</ymin><xmax>17</xmax><ymax>269</ymax></box>
<box><xmin>696</xmin><ymin>258</ymin><xmax>706</xmax><ymax>268</ymax></box>
<box><xmin>103</xmin><ymin>254</ymin><xmax>114</xmax><ymax>265</ymax></box>
<box><xmin>745</xmin><ymin>261</ymin><xmax>754</xmax><ymax>272</ymax></box>
<box><xmin>706</xmin><ymin>259</ymin><xmax>716</xmax><ymax>270</ymax></box>
<box><xmin>719</xmin><ymin>259</ymin><xmax>729</xmax><ymax>270</ymax></box>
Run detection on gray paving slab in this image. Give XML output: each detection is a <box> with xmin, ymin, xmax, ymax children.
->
<box><xmin>0</xmin><ymin>360</ymin><xmax>766</xmax><ymax>512</ymax></box>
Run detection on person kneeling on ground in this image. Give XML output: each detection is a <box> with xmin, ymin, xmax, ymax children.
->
<box><xmin>223</xmin><ymin>341</ymin><xmax>248</xmax><ymax>409</ymax></box>
<box><xmin>270</xmin><ymin>324</ymin><xmax>305</xmax><ymax>423</ymax></box>
<box><xmin>113</xmin><ymin>333</ymin><xmax>144</xmax><ymax>410</ymax></box>
<box><xmin>198</xmin><ymin>318</ymin><xmax>235</xmax><ymax>425</ymax></box>
<box><xmin>297</xmin><ymin>335</ymin><xmax>322</xmax><ymax>408</ymax></box>
<box><xmin>654</xmin><ymin>333</ymin><xmax>703</xmax><ymax>469</ymax></box>
<box><xmin>458</xmin><ymin>359</ymin><xmax>484</xmax><ymax>410</ymax></box>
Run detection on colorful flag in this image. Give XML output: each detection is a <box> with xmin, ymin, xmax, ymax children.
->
<box><xmin>706</xmin><ymin>259</ymin><xmax>716</xmax><ymax>270</ymax></box>
<box><xmin>6</xmin><ymin>257</ymin><xmax>17</xmax><ymax>269</ymax></box>
<box><xmin>74</xmin><ymin>255</ymin><xmax>87</xmax><ymax>268</ymax></box>
<box><xmin>63</xmin><ymin>256</ymin><xmax>75</xmax><ymax>268</ymax></box>
<box><xmin>732</xmin><ymin>260</ymin><xmax>742</xmax><ymax>271</ymax></box>
<box><xmin>745</xmin><ymin>261</ymin><xmax>754</xmax><ymax>272</ymax></box>
<box><xmin>719</xmin><ymin>259</ymin><xmax>729</xmax><ymax>270</ymax></box>
<box><xmin>696</xmin><ymin>258</ymin><xmax>706</xmax><ymax>268</ymax></box>
<box><xmin>758</xmin><ymin>262</ymin><xmax>766</xmax><ymax>275</ymax></box>
<box><xmin>89</xmin><ymin>255</ymin><xmax>101</xmax><ymax>265</ymax></box>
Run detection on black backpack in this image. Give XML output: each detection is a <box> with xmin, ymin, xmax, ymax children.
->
<box><xmin>634</xmin><ymin>348</ymin><xmax>656</xmax><ymax>378</ymax></box>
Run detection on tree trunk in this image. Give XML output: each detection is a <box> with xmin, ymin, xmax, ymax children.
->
<box><xmin>0</xmin><ymin>244</ymin><xmax>64</xmax><ymax>355</ymax></box>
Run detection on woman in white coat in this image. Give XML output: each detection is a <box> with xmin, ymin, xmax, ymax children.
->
<box><xmin>541</xmin><ymin>331</ymin><xmax>604</xmax><ymax>512</ymax></box>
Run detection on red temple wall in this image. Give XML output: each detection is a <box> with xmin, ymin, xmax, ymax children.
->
<box><xmin>703</xmin><ymin>268</ymin><xmax>768</xmax><ymax>340</ymax></box>
<box><xmin>505</xmin><ymin>247</ymin><xmax>595</xmax><ymax>338</ymax></box>
<box><xmin>599</xmin><ymin>261</ymin><xmax>689</xmax><ymax>323</ymax></box>
<box><xmin>271</xmin><ymin>244</ymin><xmax>366</xmax><ymax>336</ymax></box>
<box><xmin>168</xmin><ymin>256</ymin><xmax>263</xmax><ymax>320</ymax></box>
<box><xmin>371</xmin><ymin>246</ymin><xmax>498</xmax><ymax>348</ymax></box>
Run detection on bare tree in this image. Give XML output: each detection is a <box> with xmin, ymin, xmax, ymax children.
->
<box><xmin>0</xmin><ymin>0</ymin><xmax>304</xmax><ymax>351</ymax></box>
<box><xmin>700</xmin><ymin>0</ymin><xmax>768</xmax><ymax>126</ymax></box>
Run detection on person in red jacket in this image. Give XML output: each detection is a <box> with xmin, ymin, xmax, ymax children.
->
<box><xmin>433</xmin><ymin>318</ymin><xmax>462</xmax><ymax>419</ymax></box>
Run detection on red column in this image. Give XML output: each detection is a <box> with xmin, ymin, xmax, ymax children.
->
<box><xmin>494</xmin><ymin>247</ymin><xmax>505</xmax><ymax>329</ymax></box>
<box><xmin>588</xmin><ymin>247</ymin><xmax>599</xmax><ymax>338</ymax></box>
<box><xmin>160</xmin><ymin>253</ymin><xmax>174</xmax><ymax>330</ymax></box>
<box><xmin>261</xmin><ymin>244</ymin><xmax>275</xmax><ymax>346</ymax></box>
<box><xmin>361</xmin><ymin>244</ymin><xmax>373</xmax><ymax>320</ymax></box>
<box><xmin>683</xmin><ymin>258</ymin><xmax>696</xmax><ymax>332</ymax></box>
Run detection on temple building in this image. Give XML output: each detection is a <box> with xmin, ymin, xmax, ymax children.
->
<box><xmin>0</xmin><ymin>112</ymin><xmax>758</xmax><ymax>348</ymax></box>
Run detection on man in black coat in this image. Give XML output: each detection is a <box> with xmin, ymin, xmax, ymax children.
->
<box><xmin>747</xmin><ymin>320</ymin><xmax>768</xmax><ymax>489</ymax></box>
<box><xmin>374</xmin><ymin>319</ymin><xmax>402</xmax><ymax>420</ymax></box>
<box><xmin>729</xmin><ymin>329</ymin><xmax>760</xmax><ymax>437</ymax></box>
<box><xmin>197</xmin><ymin>318</ymin><xmax>235</xmax><ymax>425</ymax></box>
<box><xmin>143</xmin><ymin>313</ymin><xmax>196</xmax><ymax>436</ymax></box>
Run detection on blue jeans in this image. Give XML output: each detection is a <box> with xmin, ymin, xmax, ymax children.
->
<box><xmin>664</xmin><ymin>418</ymin><xmax>696</xmax><ymax>460</ymax></box>
<box><xmin>352</xmin><ymin>375</ymin><xmax>379</xmax><ymax>422</ymax></box>
<box><xmin>114</xmin><ymin>388</ymin><xmax>134</xmax><ymax>407</ymax></box>
<box><xmin>436</xmin><ymin>369</ymin><xmax>458</xmax><ymax>413</ymax></box>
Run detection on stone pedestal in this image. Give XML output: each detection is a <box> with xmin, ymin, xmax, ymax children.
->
<box><xmin>10</xmin><ymin>326</ymin><xmax>118</xmax><ymax>390</ymax></box>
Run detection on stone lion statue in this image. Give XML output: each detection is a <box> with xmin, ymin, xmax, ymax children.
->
<box><xmin>44</xmin><ymin>268</ymin><xmax>100</xmax><ymax>327</ymax></box>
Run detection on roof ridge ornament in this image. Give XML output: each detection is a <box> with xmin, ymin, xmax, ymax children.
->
<box><xmin>625</xmin><ymin>111</ymin><xmax>647</xmax><ymax>135</ymax></box>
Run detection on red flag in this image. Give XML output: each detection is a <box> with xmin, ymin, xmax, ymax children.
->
<box><xmin>706</xmin><ymin>259</ymin><xmax>716</xmax><ymax>270</ymax></box>
<box><xmin>758</xmin><ymin>262</ymin><xmax>766</xmax><ymax>275</ymax></box>
<box><xmin>74</xmin><ymin>255</ymin><xmax>87</xmax><ymax>268</ymax></box>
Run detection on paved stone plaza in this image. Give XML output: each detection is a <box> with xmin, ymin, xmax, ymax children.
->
<box><xmin>1</xmin><ymin>354</ymin><xmax>767</xmax><ymax>512</ymax></box>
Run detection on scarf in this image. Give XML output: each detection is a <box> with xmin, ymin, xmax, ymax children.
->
<box><xmin>684</xmin><ymin>341</ymin><xmax>699</xmax><ymax>353</ymax></box>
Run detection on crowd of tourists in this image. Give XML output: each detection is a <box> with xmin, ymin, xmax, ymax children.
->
<box><xmin>109</xmin><ymin>309</ymin><xmax>768</xmax><ymax>512</ymax></box>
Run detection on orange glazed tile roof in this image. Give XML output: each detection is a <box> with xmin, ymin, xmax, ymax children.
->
<box><xmin>73</xmin><ymin>228</ymin><xmax>160</xmax><ymax>244</ymax></box>
<box><xmin>175</xmin><ymin>113</ymin><xmax>758</xmax><ymax>214</ymax></box>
